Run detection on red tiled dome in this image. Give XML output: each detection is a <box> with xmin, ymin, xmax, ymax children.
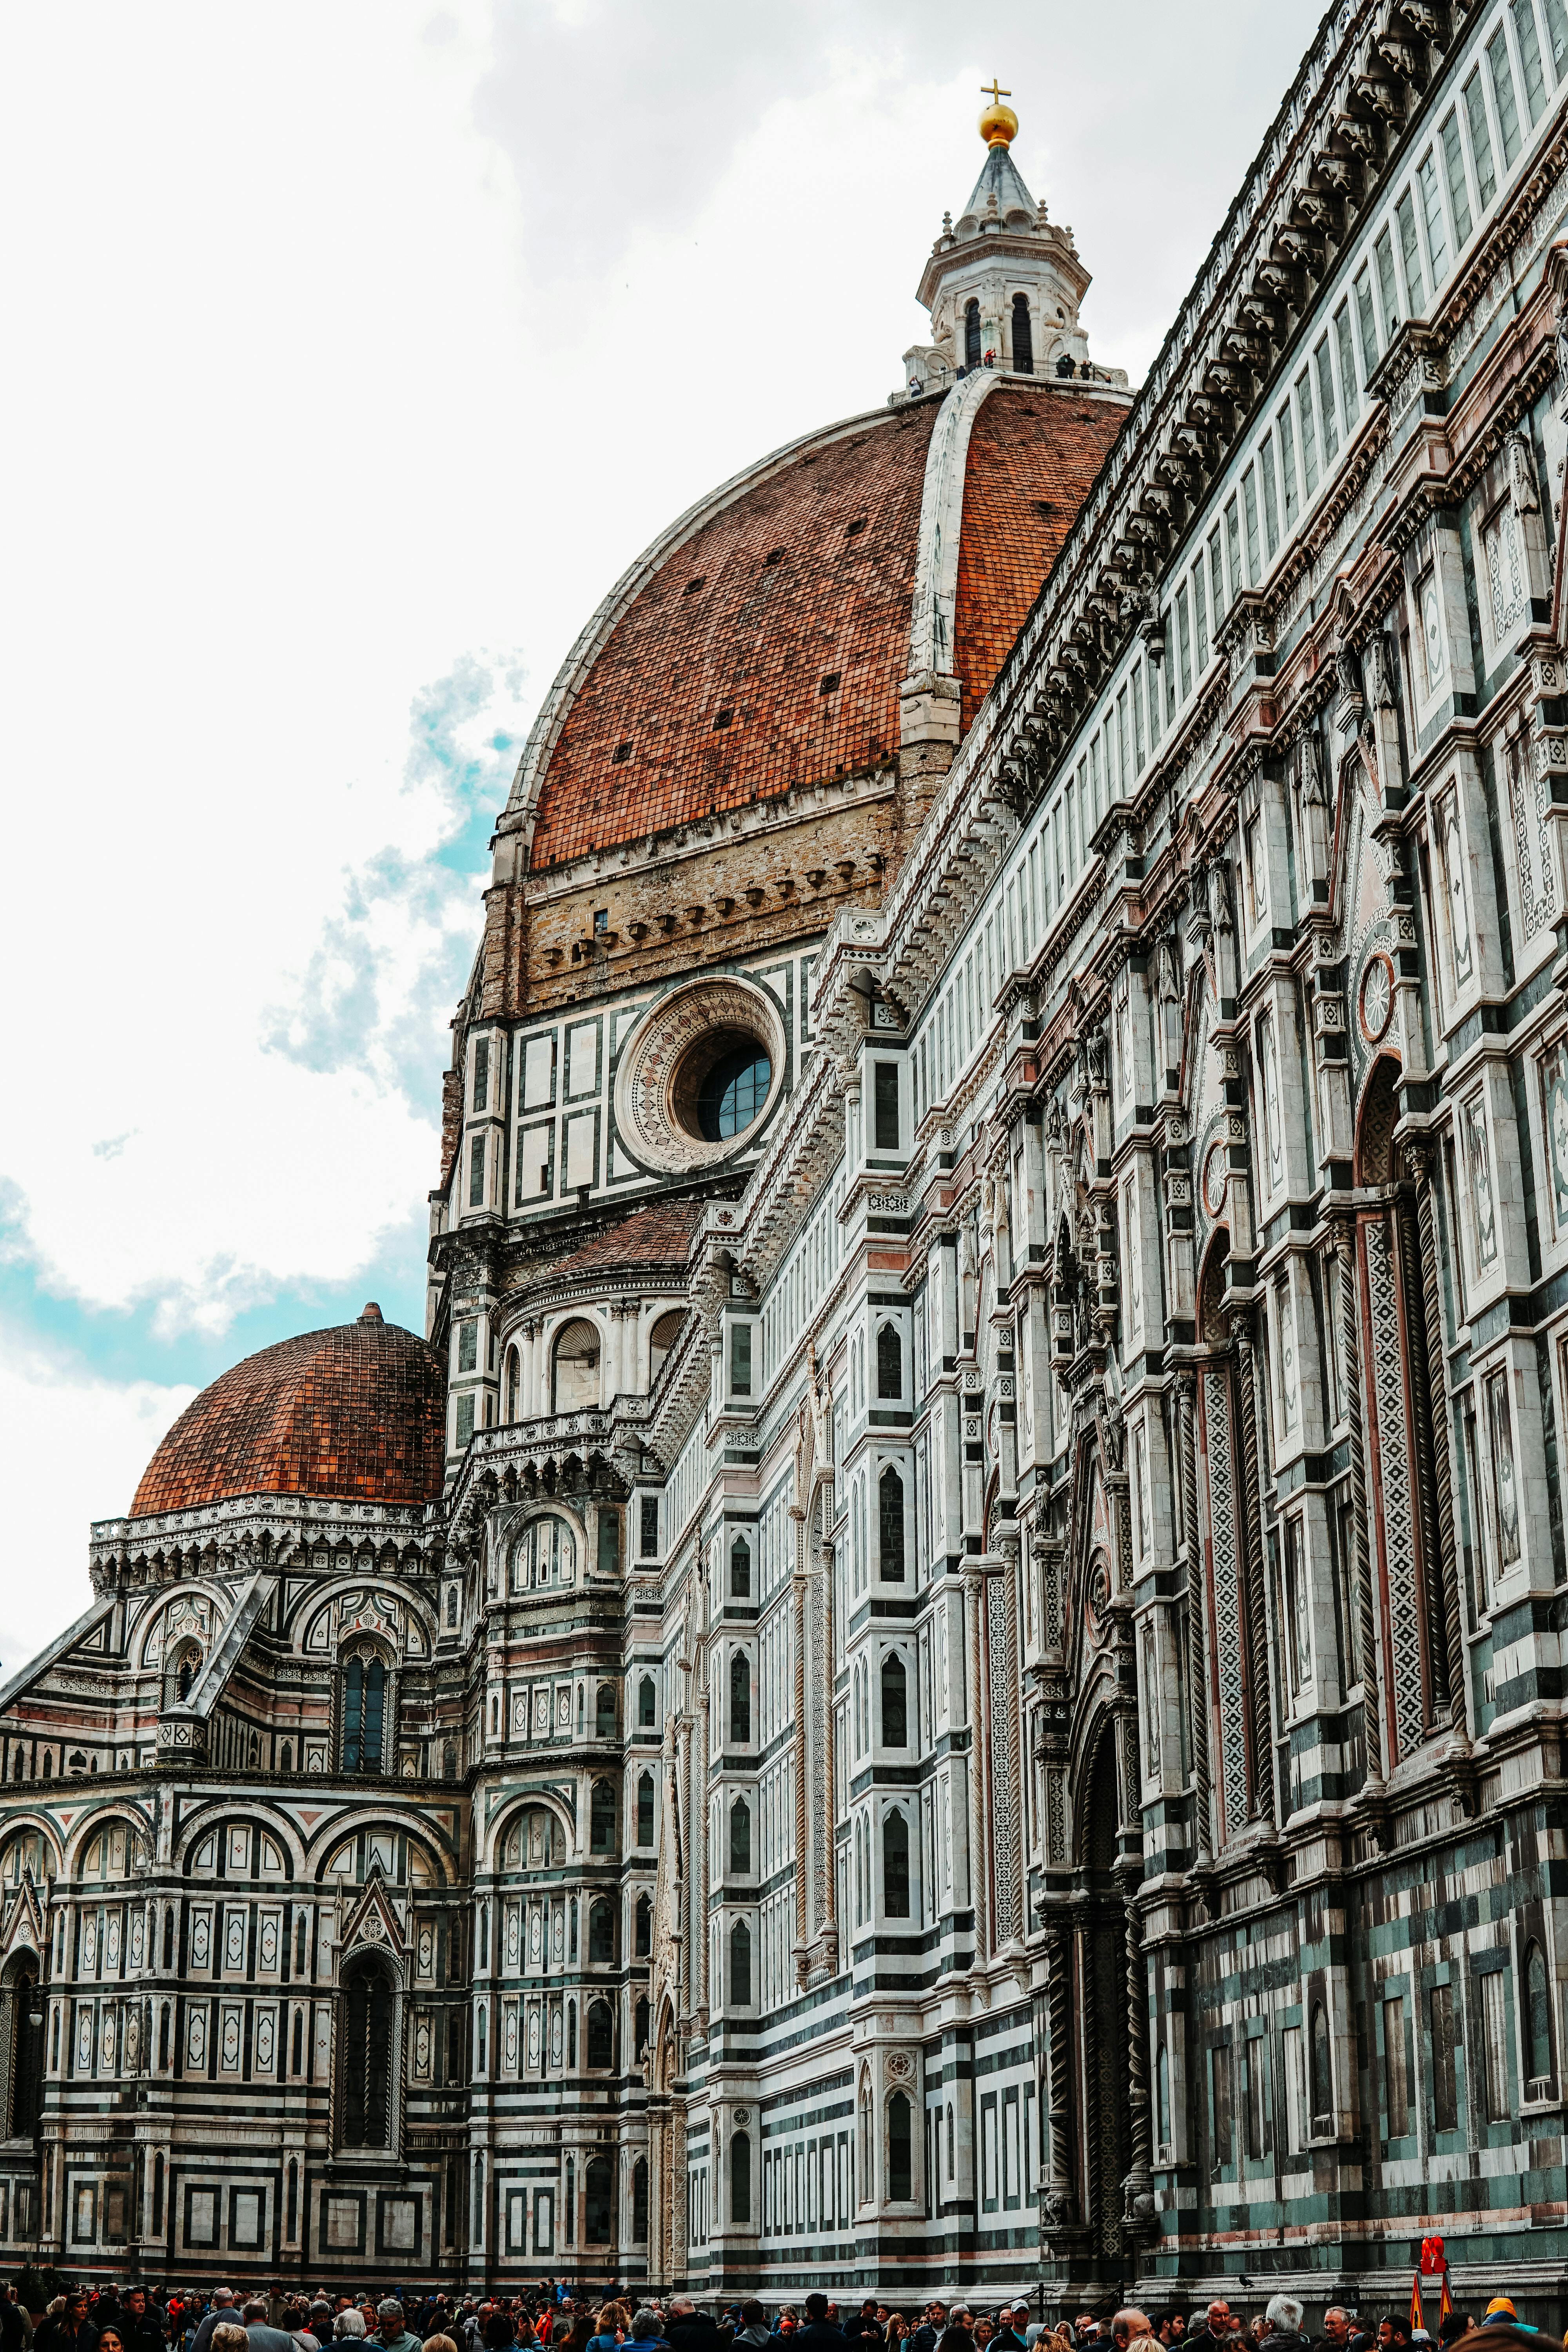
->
<box><xmin>524</xmin><ymin>378</ymin><xmax>1125</xmax><ymax>871</ymax></box>
<box><xmin>131</xmin><ymin>1305</ymin><xmax>446</xmax><ymax>1518</ymax></box>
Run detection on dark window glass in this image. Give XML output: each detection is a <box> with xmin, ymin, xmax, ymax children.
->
<box><xmin>699</xmin><ymin>1047</ymin><xmax>770</xmax><ymax>1140</ymax></box>
<box><xmin>343</xmin><ymin>1963</ymin><xmax>392</xmax><ymax>2148</ymax></box>
<box><xmin>588</xmin><ymin>1898</ymin><xmax>614</xmax><ymax>1964</ymax></box>
<box><xmin>874</xmin><ymin>1062</ymin><xmax>901</xmax><ymax>1150</ymax></box>
<box><xmin>1430</xmin><ymin>1983</ymin><xmax>1459</xmax><ymax>2131</ymax></box>
<box><xmin>879</xmin><ymin>1466</ymin><xmax>906</xmax><ymax>1581</ymax></box>
<box><xmin>640</xmin><ymin>1497</ymin><xmax>660</xmax><ymax>1557</ymax></box>
<box><xmin>877</xmin><ymin>1323</ymin><xmax>902</xmax><ymax>1399</ymax></box>
<box><xmin>635</xmin><ymin>1996</ymin><xmax>650</xmax><ymax>2053</ymax></box>
<box><xmin>1212</xmin><ymin>2042</ymin><xmax>1234</xmax><ymax>2168</ymax></box>
<box><xmin>1310</xmin><ymin>2001</ymin><xmax>1334</xmax><ymax>2131</ymax></box>
<box><xmin>472</xmin><ymin>1037</ymin><xmax>489</xmax><ymax>1113</ymax></box>
<box><xmin>637</xmin><ymin>1771</ymin><xmax>655</xmax><ymax>1848</ymax></box>
<box><xmin>729</xmin><ymin>1651</ymin><xmax>751</xmax><ymax>1744</ymax></box>
<box><xmin>881</xmin><ymin>1654</ymin><xmax>908</xmax><ymax>1748</ymax></box>
<box><xmin>889</xmin><ymin>2090</ymin><xmax>912</xmax><ymax>2200</ymax></box>
<box><xmin>635</xmin><ymin>1896</ymin><xmax>652</xmax><ymax>1957</ymax></box>
<box><xmin>730</xmin><ymin>1321</ymin><xmax>753</xmax><ymax>1397</ymax></box>
<box><xmin>584</xmin><ymin>2151</ymin><xmax>613</xmax><ymax>2236</ymax></box>
<box><xmin>597</xmin><ymin>1509</ymin><xmax>621</xmax><ymax>1575</ymax></box>
<box><xmin>731</xmin><ymin>1535</ymin><xmax>751</xmax><ymax>1596</ymax></box>
<box><xmin>11</xmin><ymin>1973</ymin><xmax>42</xmax><ymax>2136</ymax></box>
<box><xmin>587</xmin><ymin>2000</ymin><xmax>613</xmax><ymax>2071</ymax></box>
<box><xmin>639</xmin><ymin>1674</ymin><xmax>657</xmax><ymax>1728</ymax></box>
<box><xmin>883</xmin><ymin>1809</ymin><xmax>910</xmax><ymax>1918</ymax></box>
<box><xmin>1011</xmin><ymin>293</ymin><xmax>1034</xmax><ymax>374</ymax></box>
<box><xmin>343</xmin><ymin>1657</ymin><xmax>363</xmax><ymax>1773</ymax></box>
<box><xmin>590</xmin><ymin>1779</ymin><xmax>617</xmax><ymax>1855</ymax></box>
<box><xmin>729</xmin><ymin>1919</ymin><xmax>752</xmax><ymax>2005</ymax></box>
<box><xmin>596</xmin><ymin>1684</ymin><xmax>616</xmax><ymax>1738</ymax></box>
<box><xmin>1527</xmin><ymin>1944</ymin><xmax>1553</xmax><ymax>2082</ymax></box>
<box><xmin>730</xmin><ymin>2130</ymin><xmax>752</xmax><ymax>2222</ymax></box>
<box><xmin>730</xmin><ymin>1797</ymin><xmax>751</xmax><ymax>1874</ymax></box>
<box><xmin>964</xmin><ymin>299</ymin><xmax>981</xmax><ymax>367</ymax></box>
<box><xmin>633</xmin><ymin>2156</ymin><xmax>650</xmax><ymax>2240</ymax></box>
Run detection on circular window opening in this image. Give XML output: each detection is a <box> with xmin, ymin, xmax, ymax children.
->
<box><xmin>672</xmin><ymin>1028</ymin><xmax>772</xmax><ymax>1143</ymax></box>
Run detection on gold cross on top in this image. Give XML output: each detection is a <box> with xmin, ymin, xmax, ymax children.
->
<box><xmin>981</xmin><ymin>79</ymin><xmax>1011</xmax><ymax>104</ymax></box>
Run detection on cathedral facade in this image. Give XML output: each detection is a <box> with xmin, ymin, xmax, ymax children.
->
<box><xmin>7</xmin><ymin>0</ymin><xmax>1568</xmax><ymax>2319</ymax></box>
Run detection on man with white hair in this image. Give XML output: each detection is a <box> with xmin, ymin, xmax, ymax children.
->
<box><xmin>1111</xmin><ymin>2317</ymin><xmax>1154</xmax><ymax>2351</ymax></box>
<box><xmin>192</xmin><ymin>2298</ymin><xmax>237</xmax><ymax>2352</ymax></box>
<box><xmin>1261</xmin><ymin>2299</ymin><xmax>1310</xmax><ymax>2352</ymax></box>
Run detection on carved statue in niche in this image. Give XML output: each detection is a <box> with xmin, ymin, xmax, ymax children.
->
<box><xmin>1509</xmin><ymin>428</ymin><xmax>1541</xmax><ymax>517</ymax></box>
<box><xmin>1364</xmin><ymin>630</ymin><xmax>1398</xmax><ymax>712</ymax></box>
<box><xmin>1156</xmin><ymin>929</ymin><xmax>1182</xmax><ymax>1005</ymax></box>
<box><xmin>1207</xmin><ymin>857</ymin><xmax>1233</xmax><ymax>935</ymax></box>
<box><xmin>1299</xmin><ymin>727</ymin><xmax>1328</xmax><ymax>807</ymax></box>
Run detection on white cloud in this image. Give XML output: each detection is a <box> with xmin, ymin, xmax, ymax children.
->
<box><xmin>0</xmin><ymin>1335</ymin><xmax>195</xmax><ymax>1679</ymax></box>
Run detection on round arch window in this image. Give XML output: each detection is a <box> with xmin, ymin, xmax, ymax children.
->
<box><xmin>614</xmin><ymin>977</ymin><xmax>786</xmax><ymax>1175</ymax></box>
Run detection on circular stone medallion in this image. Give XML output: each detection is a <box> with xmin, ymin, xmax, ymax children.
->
<box><xmin>614</xmin><ymin>975</ymin><xmax>788</xmax><ymax>1175</ymax></box>
<box><xmin>1201</xmin><ymin>1138</ymin><xmax>1229</xmax><ymax>1221</ymax></box>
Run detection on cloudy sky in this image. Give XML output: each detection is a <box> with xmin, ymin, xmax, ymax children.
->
<box><xmin>0</xmin><ymin>0</ymin><xmax>1319</xmax><ymax>1673</ymax></box>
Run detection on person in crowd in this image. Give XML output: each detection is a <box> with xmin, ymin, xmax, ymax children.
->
<box><xmin>664</xmin><ymin>2307</ymin><xmax>721</xmax><ymax>2352</ymax></box>
<box><xmin>1473</xmin><ymin>2306</ymin><xmax>1541</xmax><ymax>2350</ymax></box>
<box><xmin>1258</xmin><ymin>2298</ymin><xmax>1310</xmax><ymax>2352</ymax></box>
<box><xmin>628</xmin><ymin>2318</ymin><xmax>668</xmax><ymax>2352</ymax></box>
<box><xmin>211</xmin><ymin>2326</ymin><xmax>250</xmax><ymax>2352</ymax></box>
<box><xmin>239</xmin><ymin>2300</ymin><xmax>294</xmax><ymax>2352</ymax></box>
<box><xmin>368</xmin><ymin>2307</ymin><xmax>418</xmax><ymax>2352</ymax></box>
<box><xmin>332</xmin><ymin>2318</ymin><xmax>365</xmax><ymax>2343</ymax></box>
<box><xmin>1439</xmin><ymin>2323</ymin><xmax>1474</xmax><ymax>2346</ymax></box>
<box><xmin>846</xmin><ymin>2314</ymin><xmax>882</xmax><ymax>2348</ymax></box>
<box><xmin>733</xmin><ymin>2309</ymin><xmax>769</xmax><ymax>2352</ymax></box>
<box><xmin>1111</xmin><ymin>2319</ymin><xmax>1154</xmax><ymax>2352</ymax></box>
<box><xmin>934</xmin><ymin>2330</ymin><xmax>971</xmax><ymax>2352</ymax></box>
<box><xmin>1187</xmin><ymin>2306</ymin><xmax>1237</xmax><ymax>2352</ymax></box>
<box><xmin>795</xmin><ymin>2301</ymin><xmax>846</xmax><ymax>2352</ymax></box>
<box><xmin>1315</xmin><ymin>2312</ymin><xmax>1352</xmax><ymax>2352</ymax></box>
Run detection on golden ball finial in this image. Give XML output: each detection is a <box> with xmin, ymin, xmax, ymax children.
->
<box><xmin>979</xmin><ymin>79</ymin><xmax>1016</xmax><ymax>147</ymax></box>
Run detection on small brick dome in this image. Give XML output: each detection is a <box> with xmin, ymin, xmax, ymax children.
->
<box><xmin>131</xmin><ymin>1305</ymin><xmax>446</xmax><ymax>1518</ymax></box>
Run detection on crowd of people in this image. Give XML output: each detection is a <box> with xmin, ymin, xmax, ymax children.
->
<box><xmin>0</xmin><ymin>2281</ymin><xmax>1556</xmax><ymax>2352</ymax></box>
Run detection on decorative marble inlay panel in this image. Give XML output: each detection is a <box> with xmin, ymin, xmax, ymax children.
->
<box><xmin>1203</xmin><ymin>1369</ymin><xmax>1248</xmax><ymax>1843</ymax></box>
<box><xmin>1364</xmin><ymin>1214</ymin><xmax>1424</xmax><ymax>1761</ymax></box>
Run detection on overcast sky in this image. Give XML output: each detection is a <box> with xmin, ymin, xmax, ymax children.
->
<box><xmin>0</xmin><ymin>0</ymin><xmax>1320</xmax><ymax>1673</ymax></box>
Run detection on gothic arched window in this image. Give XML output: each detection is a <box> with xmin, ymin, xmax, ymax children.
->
<box><xmin>1309</xmin><ymin>2000</ymin><xmax>1333</xmax><ymax>2132</ymax></box>
<box><xmin>342</xmin><ymin>1653</ymin><xmax>387</xmax><ymax>1774</ymax></box>
<box><xmin>637</xmin><ymin>1770</ymin><xmax>655</xmax><ymax>1847</ymax></box>
<box><xmin>879</xmin><ymin>1466</ymin><xmax>906</xmax><ymax>1582</ymax></box>
<box><xmin>881</xmin><ymin>1653</ymin><xmax>908</xmax><ymax>1748</ymax></box>
<box><xmin>635</xmin><ymin>1894</ymin><xmax>652</xmax><ymax>1956</ymax></box>
<box><xmin>730</xmin><ymin>2128</ymin><xmax>751</xmax><ymax>2223</ymax></box>
<box><xmin>877</xmin><ymin>1323</ymin><xmax>902</xmax><ymax>1399</ymax></box>
<box><xmin>595</xmin><ymin>1683</ymin><xmax>617</xmax><ymax>1738</ymax></box>
<box><xmin>729</xmin><ymin>1650</ymin><xmax>751</xmax><ymax>1744</ymax></box>
<box><xmin>585</xmin><ymin>2151</ymin><xmax>613</xmax><ymax>2239</ymax></box>
<box><xmin>639</xmin><ymin>1673</ymin><xmax>657</xmax><ymax>1728</ymax></box>
<box><xmin>729</xmin><ymin>1919</ymin><xmax>752</xmax><ymax>2006</ymax></box>
<box><xmin>341</xmin><ymin>1957</ymin><xmax>394</xmax><ymax>2149</ymax></box>
<box><xmin>729</xmin><ymin>1796</ymin><xmax>751</xmax><ymax>1874</ymax></box>
<box><xmin>505</xmin><ymin>1346</ymin><xmax>520</xmax><ymax>1421</ymax></box>
<box><xmin>1011</xmin><ymin>292</ymin><xmax>1034</xmax><ymax>373</ymax></box>
<box><xmin>632</xmin><ymin>2154</ymin><xmax>650</xmax><ymax>2240</ymax></box>
<box><xmin>635</xmin><ymin>1995</ymin><xmax>650</xmax><ymax>2054</ymax></box>
<box><xmin>883</xmin><ymin>1808</ymin><xmax>911</xmax><ymax>1918</ymax></box>
<box><xmin>5</xmin><ymin>1961</ymin><xmax>42</xmax><ymax>2139</ymax></box>
<box><xmin>964</xmin><ymin>298</ymin><xmax>981</xmax><ymax>368</ymax></box>
<box><xmin>730</xmin><ymin>1535</ymin><xmax>751</xmax><ymax>1597</ymax></box>
<box><xmin>586</xmin><ymin>1998</ymin><xmax>613</xmax><ymax>2070</ymax></box>
<box><xmin>588</xmin><ymin>1897</ymin><xmax>615</xmax><ymax>1964</ymax></box>
<box><xmin>590</xmin><ymin>1778</ymin><xmax>617</xmax><ymax>1855</ymax></box>
<box><xmin>1526</xmin><ymin>1942</ymin><xmax>1554</xmax><ymax>2085</ymax></box>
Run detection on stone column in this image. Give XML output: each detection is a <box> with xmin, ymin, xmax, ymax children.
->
<box><xmin>1331</xmin><ymin>1213</ymin><xmax>1383</xmax><ymax>1790</ymax></box>
<box><xmin>1175</xmin><ymin>1372</ymin><xmax>1211</xmax><ymax>1863</ymax></box>
<box><xmin>1043</xmin><ymin>1920</ymin><xmax>1076</xmax><ymax>2226</ymax></box>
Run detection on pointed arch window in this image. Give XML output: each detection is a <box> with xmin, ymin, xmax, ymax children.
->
<box><xmin>639</xmin><ymin>1673</ymin><xmax>657</xmax><ymax>1727</ymax></box>
<box><xmin>881</xmin><ymin>1654</ymin><xmax>908</xmax><ymax>1748</ymax></box>
<box><xmin>595</xmin><ymin>1683</ymin><xmax>617</xmax><ymax>1738</ymax></box>
<box><xmin>6</xmin><ymin>1963</ymin><xmax>42</xmax><ymax>2138</ymax></box>
<box><xmin>730</xmin><ymin>1534</ymin><xmax>751</xmax><ymax>1597</ymax></box>
<box><xmin>342</xmin><ymin>1653</ymin><xmax>387</xmax><ymax>1774</ymax></box>
<box><xmin>1526</xmin><ymin>1942</ymin><xmax>1555</xmax><ymax>2086</ymax></box>
<box><xmin>635</xmin><ymin>1893</ymin><xmax>652</xmax><ymax>1955</ymax></box>
<box><xmin>637</xmin><ymin>1770</ymin><xmax>655</xmax><ymax>1847</ymax></box>
<box><xmin>585</xmin><ymin>2151</ymin><xmax>613</xmax><ymax>2239</ymax></box>
<box><xmin>729</xmin><ymin>1650</ymin><xmax>751</xmax><ymax>1744</ymax></box>
<box><xmin>883</xmin><ymin>1808</ymin><xmax>911</xmax><ymax>1918</ymax></box>
<box><xmin>877</xmin><ymin>1323</ymin><xmax>902</xmax><ymax>1399</ymax></box>
<box><xmin>588</xmin><ymin>1898</ymin><xmax>615</xmax><ymax>1964</ymax></box>
<box><xmin>590</xmin><ymin>1778</ymin><xmax>617</xmax><ymax>1855</ymax></box>
<box><xmin>729</xmin><ymin>1796</ymin><xmax>751</xmax><ymax>1874</ymax></box>
<box><xmin>633</xmin><ymin>2154</ymin><xmax>650</xmax><ymax>2240</ymax></box>
<box><xmin>879</xmin><ymin>1467</ymin><xmax>906</xmax><ymax>1582</ymax></box>
<box><xmin>1309</xmin><ymin>2000</ymin><xmax>1334</xmax><ymax>2134</ymax></box>
<box><xmin>729</xmin><ymin>1919</ymin><xmax>752</xmax><ymax>2005</ymax></box>
<box><xmin>1011</xmin><ymin>292</ymin><xmax>1034</xmax><ymax>373</ymax></box>
<box><xmin>964</xmin><ymin>298</ymin><xmax>982</xmax><ymax>368</ymax></box>
<box><xmin>586</xmin><ymin>1998</ymin><xmax>613</xmax><ymax>2070</ymax></box>
<box><xmin>341</xmin><ymin>1957</ymin><xmax>393</xmax><ymax>2149</ymax></box>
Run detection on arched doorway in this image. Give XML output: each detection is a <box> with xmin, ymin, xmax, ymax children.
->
<box><xmin>2</xmin><ymin>1951</ymin><xmax>44</xmax><ymax>2140</ymax></box>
